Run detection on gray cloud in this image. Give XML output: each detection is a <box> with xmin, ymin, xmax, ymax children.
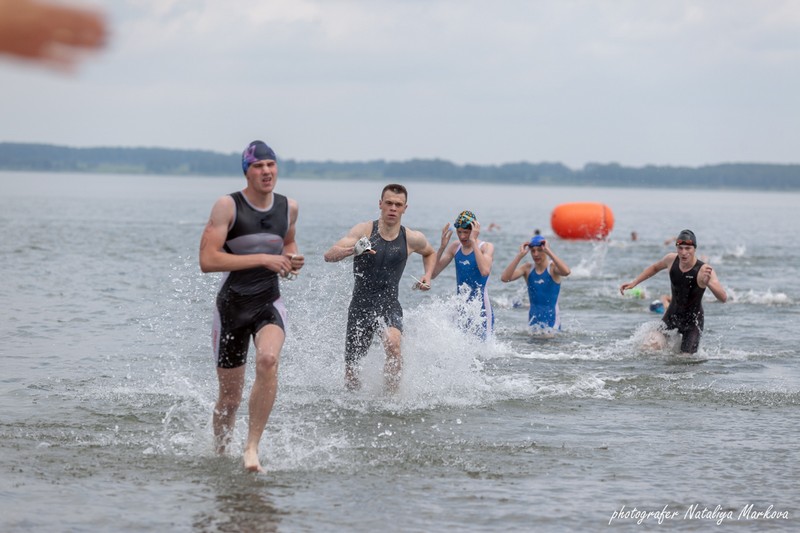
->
<box><xmin>1</xmin><ymin>0</ymin><xmax>798</xmax><ymax>167</ymax></box>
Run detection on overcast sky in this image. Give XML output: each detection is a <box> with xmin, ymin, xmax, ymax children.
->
<box><xmin>1</xmin><ymin>0</ymin><xmax>798</xmax><ymax>168</ymax></box>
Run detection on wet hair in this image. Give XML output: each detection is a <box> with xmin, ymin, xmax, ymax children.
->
<box><xmin>381</xmin><ymin>183</ymin><xmax>408</xmax><ymax>201</ymax></box>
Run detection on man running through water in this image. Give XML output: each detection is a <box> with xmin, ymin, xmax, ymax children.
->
<box><xmin>620</xmin><ymin>229</ymin><xmax>727</xmax><ymax>354</ymax></box>
<box><xmin>324</xmin><ymin>184</ymin><xmax>436</xmax><ymax>391</ymax></box>
<box><xmin>431</xmin><ymin>210</ymin><xmax>495</xmax><ymax>340</ymax></box>
<box><xmin>199</xmin><ymin>140</ymin><xmax>304</xmax><ymax>473</ymax></box>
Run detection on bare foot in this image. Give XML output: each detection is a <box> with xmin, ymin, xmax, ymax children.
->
<box><xmin>243</xmin><ymin>447</ymin><xmax>264</xmax><ymax>473</ymax></box>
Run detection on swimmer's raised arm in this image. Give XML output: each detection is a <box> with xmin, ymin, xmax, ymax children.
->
<box><xmin>619</xmin><ymin>253</ymin><xmax>674</xmax><ymax>295</ymax></box>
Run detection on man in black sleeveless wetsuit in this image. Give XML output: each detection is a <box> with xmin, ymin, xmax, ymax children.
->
<box><xmin>200</xmin><ymin>140</ymin><xmax>305</xmax><ymax>473</ymax></box>
<box><xmin>324</xmin><ymin>184</ymin><xmax>436</xmax><ymax>391</ymax></box>
<box><xmin>620</xmin><ymin>229</ymin><xmax>727</xmax><ymax>354</ymax></box>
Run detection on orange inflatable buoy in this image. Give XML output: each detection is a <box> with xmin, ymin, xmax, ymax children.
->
<box><xmin>550</xmin><ymin>202</ymin><xmax>614</xmax><ymax>240</ymax></box>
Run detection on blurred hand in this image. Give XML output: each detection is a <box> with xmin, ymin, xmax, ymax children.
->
<box><xmin>440</xmin><ymin>223</ymin><xmax>452</xmax><ymax>248</ymax></box>
<box><xmin>288</xmin><ymin>253</ymin><xmax>305</xmax><ymax>275</ymax></box>
<box><xmin>0</xmin><ymin>0</ymin><xmax>107</xmax><ymax>70</ymax></box>
<box><xmin>698</xmin><ymin>264</ymin><xmax>713</xmax><ymax>285</ymax></box>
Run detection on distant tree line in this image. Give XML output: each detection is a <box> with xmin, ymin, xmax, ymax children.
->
<box><xmin>0</xmin><ymin>143</ymin><xmax>234</xmax><ymax>175</ymax></box>
<box><xmin>1</xmin><ymin>142</ymin><xmax>799</xmax><ymax>190</ymax></box>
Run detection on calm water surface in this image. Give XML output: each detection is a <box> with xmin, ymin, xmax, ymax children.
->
<box><xmin>1</xmin><ymin>172</ymin><xmax>798</xmax><ymax>531</ymax></box>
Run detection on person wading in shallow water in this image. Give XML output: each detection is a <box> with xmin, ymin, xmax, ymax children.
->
<box><xmin>501</xmin><ymin>234</ymin><xmax>571</xmax><ymax>336</ymax></box>
<box><xmin>430</xmin><ymin>210</ymin><xmax>495</xmax><ymax>340</ymax></box>
<box><xmin>620</xmin><ymin>229</ymin><xmax>727</xmax><ymax>354</ymax></box>
<box><xmin>324</xmin><ymin>183</ymin><xmax>436</xmax><ymax>392</ymax></box>
<box><xmin>199</xmin><ymin>140</ymin><xmax>304</xmax><ymax>473</ymax></box>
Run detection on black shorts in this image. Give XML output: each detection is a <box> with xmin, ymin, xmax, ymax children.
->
<box><xmin>212</xmin><ymin>288</ymin><xmax>286</xmax><ymax>369</ymax></box>
<box><xmin>344</xmin><ymin>300</ymin><xmax>403</xmax><ymax>365</ymax></box>
<box><xmin>662</xmin><ymin>310</ymin><xmax>704</xmax><ymax>354</ymax></box>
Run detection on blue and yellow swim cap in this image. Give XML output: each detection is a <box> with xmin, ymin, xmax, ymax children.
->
<box><xmin>454</xmin><ymin>210</ymin><xmax>477</xmax><ymax>229</ymax></box>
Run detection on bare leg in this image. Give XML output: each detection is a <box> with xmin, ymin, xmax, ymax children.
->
<box><xmin>382</xmin><ymin>327</ymin><xmax>402</xmax><ymax>393</ymax></box>
<box><xmin>345</xmin><ymin>362</ymin><xmax>361</xmax><ymax>391</ymax></box>
<box><xmin>243</xmin><ymin>324</ymin><xmax>285</xmax><ymax>473</ymax></box>
<box><xmin>213</xmin><ymin>366</ymin><xmax>246</xmax><ymax>454</ymax></box>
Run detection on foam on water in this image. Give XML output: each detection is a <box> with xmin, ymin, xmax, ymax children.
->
<box><xmin>281</xmin><ymin>265</ymin><xmax>500</xmax><ymax>411</ymax></box>
<box><xmin>129</xmin><ymin>262</ymin><xmax>517</xmax><ymax>470</ymax></box>
<box><xmin>569</xmin><ymin>240</ymin><xmax>609</xmax><ymax>279</ymax></box>
<box><xmin>139</xmin><ymin>253</ymin><xmax>682</xmax><ymax>472</ymax></box>
<box><xmin>49</xmin><ymin>247</ymin><xmax>788</xmax><ymax>474</ymax></box>
<box><xmin>728</xmin><ymin>288</ymin><xmax>792</xmax><ymax>305</ymax></box>
<box><xmin>489</xmin><ymin>372</ymin><xmax>615</xmax><ymax>401</ymax></box>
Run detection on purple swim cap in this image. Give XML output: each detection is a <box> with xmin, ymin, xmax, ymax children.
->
<box><xmin>242</xmin><ymin>140</ymin><xmax>276</xmax><ymax>174</ymax></box>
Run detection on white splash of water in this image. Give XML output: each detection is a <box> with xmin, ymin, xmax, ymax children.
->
<box><xmin>570</xmin><ymin>240</ymin><xmax>609</xmax><ymax>279</ymax></box>
<box><xmin>728</xmin><ymin>288</ymin><xmax>791</xmax><ymax>305</ymax></box>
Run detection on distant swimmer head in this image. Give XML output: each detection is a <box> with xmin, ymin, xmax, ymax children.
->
<box><xmin>242</xmin><ymin>140</ymin><xmax>277</xmax><ymax>174</ymax></box>
<box><xmin>454</xmin><ymin>210</ymin><xmax>477</xmax><ymax>229</ymax></box>
<box><xmin>676</xmin><ymin>229</ymin><xmax>697</xmax><ymax>247</ymax></box>
<box><xmin>528</xmin><ymin>235</ymin><xmax>546</xmax><ymax>248</ymax></box>
<box><xmin>649</xmin><ymin>300</ymin><xmax>665</xmax><ymax>313</ymax></box>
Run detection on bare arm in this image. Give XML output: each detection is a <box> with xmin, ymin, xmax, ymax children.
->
<box><xmin>468</xmin><ymin>221</ymin><xmax>494</xmax><ymax>277</ymax></box>
<box><xmin>323</xmin><ymin>221</ymin><xmax>373</xmax><ymax>262</ymax></box>
<box><xmin>542</xmin><ymin>241</ymin><xmax>569</xmax><ymax>282</ymax></box>
<box><xmin>432</xmin><ymin>242</ymin><xmax>457</xmax><ymax>279</ymax></box>
<box><xmin>199</xmin><ymin>195</ymin><xmax>292</xmax><ymax>274</ymax></box>
<box><xmin>501</xmin><ymin>243</ymin><xmax>531</xmax><ymax>283</ymax></box>
<box><xmin>283</xmin><ymin>198</ymin><xmax>305</xmax><ymax>274</ymax></box>
<box><xmin>619</xmin><ymin>253</ymin><xmax>674</xmax><ymax>295</ymax></box>
<box><xmin>407</xmin><ymin>228</ymin><xmax>436</xmax><ymax>289</ymax></box>
<box><xmin>472</xmin><ymin>241</ymin><xmax>494</xmax><ymax>277</ymax></box>
<box><xmin>431</xmin><ymin>224</ymin><xmax>455</xmax><ymax>279</ymax></box>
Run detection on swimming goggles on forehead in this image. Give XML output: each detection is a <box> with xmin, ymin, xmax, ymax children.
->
<box><xmin>676</xmin><ymin>239</ymin><xmax>695</xmax><ymax>246</ymax></box>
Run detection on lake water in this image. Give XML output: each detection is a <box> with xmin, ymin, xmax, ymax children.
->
<box><xmin>1</xmin><ymin>172</ymin><xmax>798</xmax><ymax>531</ymax></box>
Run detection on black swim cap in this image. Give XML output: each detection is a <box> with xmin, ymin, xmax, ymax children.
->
<box><xmin>676</xmin><ymin>229</ymin><xmax>696</xmax><ymax>247</ymax></box>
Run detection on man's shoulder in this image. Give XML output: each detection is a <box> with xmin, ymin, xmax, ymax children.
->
<box><xmin>347</xmin><ymin>220</ymin><xmax>375</xmax><ymax>234</ymax></box>
<box><xmin>213</xmin><ymin>193</ymin><xmax>236</xmax><ymax>211</ymax></box>
<box><xmin>402</xmin><ymin>224</ymin><xmax>424</xmax><ymax>236</ymax></box>
<box><xmin>358</xmin><ymin>219</ymin><xmax>376</xmax><ymax>229</ymax></box>
<box><xmin>661</xmin><ymin>252</ymin><xmax>678</xmax><ymax>265</ymax></box>
<box><xmin>403</xmin><ymin>226</ymin><xmax>428</xmax><ymax>244</ymax></box>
